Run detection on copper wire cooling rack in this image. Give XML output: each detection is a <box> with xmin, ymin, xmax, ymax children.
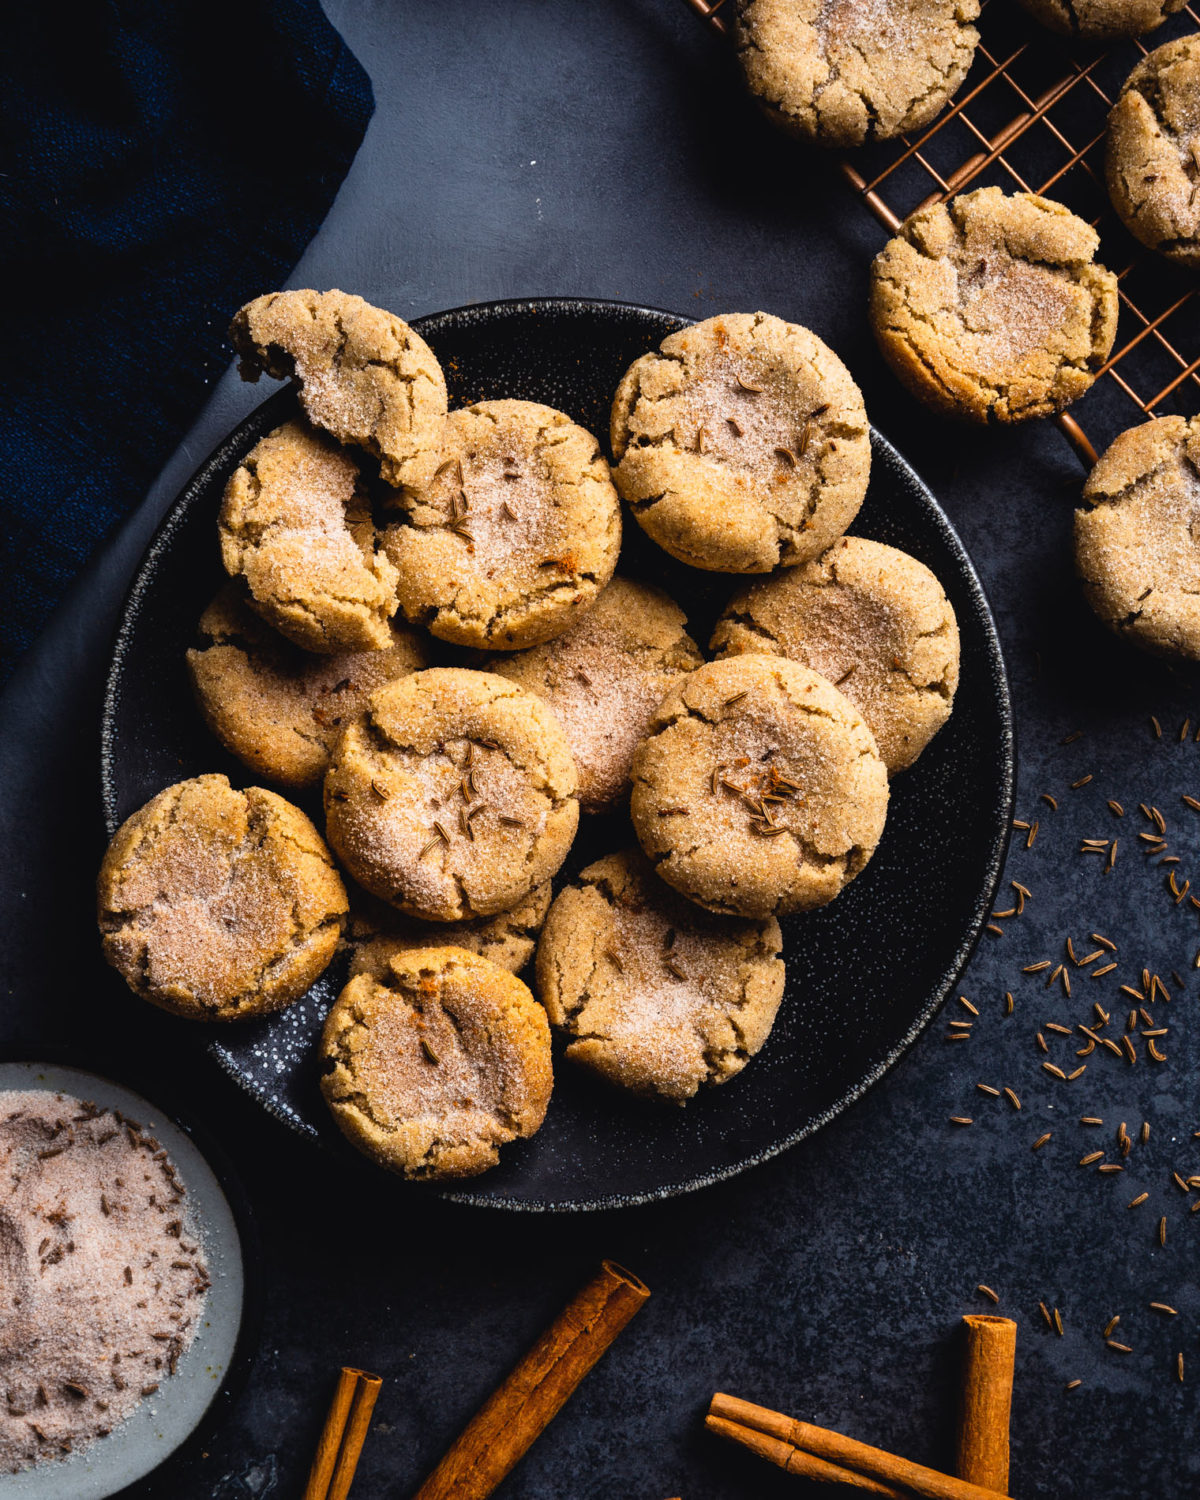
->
<box><xmin>683</xmin><ymin>0</ymin><xmax>1200</xmax><ymax>467</ymax></box>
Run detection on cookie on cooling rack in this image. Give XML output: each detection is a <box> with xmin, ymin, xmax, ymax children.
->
<box><xmin>869</xmin><ymin>187</ymin><xmax>1119</xmax><ymax>423</ymax></box>
<box><xmin>1107</xmin><ymin>35</ymin><xmax>1200</xmax><ymax>270</ymax></box>
<box><xmin>1074</xmin><ymin>414</ymin><xmax>1200</xmax><ymax>661</ymax></box>
<box><xmin>733</xmin><ymin>0</ymin><xmax>980</xmax><ymax>148</ymax></box>
<box><xmin>1018</xmin><ymin>0</ymin><xmax>1185</xmax><ymax>40</ymax></box>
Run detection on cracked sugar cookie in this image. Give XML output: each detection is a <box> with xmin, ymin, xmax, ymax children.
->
<box><xmin>610</xmin><ymin>312</ymin><xmax>870</xmax><ymax>574</ymax></box>
<box><xmin>187</xmin><ymin>584</ymin><xmax>429</xmax><ymax>791</ymax></box>
<box><xmin>711</xmin><ymin>536</ymin><xmax>960</xmax><ymax>775</ymax></box>
<box><xmin>1074</xmin><ymin>415</ymin><xmax>1200</xmax><ymax>660</ymax></box>
<box><xmin>733</xmin><ymin>0</ymin><xmax>980</xmax><ymax>148</ymax></box>
<box><xmin>1107</xmin><ymin>37</ymin><xmax>1200</xmax><ymax>270</ymax></box>
<box><xmin>97</xmin><ymin>774</ymin><xmax>347</xmax><ymax>1020</ymax></box>
<box><xmin>324</xmin><ymin>668</ymin><xmax>579</xmax><ymax>922</ymax></box>
<box><xmin>630</xmin><ymin>655</ymin><xmax>888</xmax><ymax>918</ymax></box>
<box><xmin>536</xmin><ymin>849</ymin><xmax>784</xmax><ymax>1103</ymax></box>
<box><xmin>869</xmin><ymin>188</ymin><xmax>1118</xmax><ymax>424</ymax></box>
<box><xmin>1019</xmin><ymin>0</ymin><xmax>1185</xmax><ymax>40</ymax></box>
<box><xmin>349</xmin><ymin>882</ymin><xmax>552</xmax><ymax>980</ymax></box>
<box><xmin>219</xmin><ymin>420</ymin><xmax>400</xmax><ymax>653</ymax></box>
<box><xmin>383</xmin><ymin>399</ymin><xmax>621</xmax><ymax>649</ymax></box>
<box><xmin>486</xmin><ymin>576</ymin><xmax>703</xmax><ymax>813</ymax></box>
<box><xmin>230</xmin><ymin>289</ymin><xmax>447</xmax><ymax>491</ymax></box>
<box><xmin>320</xmin><ymin>948</ymin><xmax>552</xmax><ymax>1180</ymax></box>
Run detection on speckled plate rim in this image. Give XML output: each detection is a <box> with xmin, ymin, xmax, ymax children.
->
<box><xmin>0</xmin><ymin>1054</ymin><xmax>263</xmax><ymax>1495</ymax></box>
<box><xmin>99</xmin><ymin>295</ymin><xmax>1015</xmax><ymax>1214</ymax></box>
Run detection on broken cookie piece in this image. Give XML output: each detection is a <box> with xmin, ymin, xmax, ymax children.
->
<box><xmin>230</xmin><ymin>288</ymin><xmax>448</xmax><ymax>491</ymax></box>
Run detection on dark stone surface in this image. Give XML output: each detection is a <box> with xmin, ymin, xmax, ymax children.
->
<box><xmin>1</xmin><ymin>3</ymin><xmax>1196</xmax><ymax>1496</ymax></box>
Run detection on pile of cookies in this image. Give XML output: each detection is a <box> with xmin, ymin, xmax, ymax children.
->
<box><xmin>97</xmin><ymin>292</ymin><xmax>961</xmax><ymax>1181</ymax></box>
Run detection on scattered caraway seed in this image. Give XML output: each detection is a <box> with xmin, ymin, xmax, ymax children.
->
<box><xmin>959</xmin><ymin>996</ymin><xmax>979</xmax><ymax>1015</ymax></box>
<box><xmin>1003</xmin><ymin>1088</ymin><xmax>1021</xmax><ymax>1110</ymax></box>
<box><xmin>1104</xmin><ymin>1315</ymin><xmax>1121</xmax><ymax>1337</ymax></box>
<box><xmin>1071</xmin><ymin>775</ymin><xmax>1093</xmax><ymax>789</ymax></box>
<box><xmin>1151</xmin><ymin>716</ymin><xmax>1162</xmax><ymax>737</ymax></box>
<box><xmin>1150</xmin><ymin>1303</ymin><xmax>1178</xmax><ymax>1315</ymax></box>
<box><xmin>977</xmin><ymin>1285</ymin><xmax>1000</xmax><ymax>1303</ymax></box>
<box><xmin>1109</xmin><ymin>801</ymin><xmax>1125</xmax><ymax>816</ymax></box>
<box><xmin>1044</xmin><ymin>1063</ymin><xmax>1066</xmax><ymax>1080</ymax></box>
<box><xmin>1032</xmin><ymin>1133</ymin><xmax>1052</xmax><ymax>1150</ymax></box>
<box><xmin>1067</xmin><ymin>1066</ymin><xmax>1087</xmax><ymax>1081</ymax></box>
<box><xmin>1092</xmin><ymin>932</ymin><xmax>1116</xmax><ymax>951</ymax></box>
<box><xmin>1159</xmin><ymin>1216</ymin><xmax>1167</xmax><ymax>1246</ymax></box>
<box><xmin>950</xmin><ymin>1117</ymin><xmax>973</xmax><ymax>1125</ymax></box>
<box><xmin>1129</xmin><ymin>1193</ymin><xmax>1149</xmax><ymax>1208</ymax></box>
<box><xmin>1092</xmin><ymin>963</ymin><xmax>1118</xmax><ymax>978</ymax></box>
<box><xmin>1107</xmin><ymin>1340</ymin><xmax>1134</xmax><ymax>1354</ymax></box>
<box><xmin>1081</xmin><ymin>1116</ymin><xmax>1104</xmax><ymax>1125</ymax></box>
<box><xmin>1098</xmin><ymin>1163</ymin><xmax>1122</xmax><ymax>1173</ymax></box>
<box><xmin>1065</xmin><ymin>1379</ymin><xmax>1082</xmax><ymax>1391</ymax></box>
<box><xmin>1080</xmin><ymin>1152</ymin><xmax>1104</xmax><ymax>1166</ymax></box>
<box><xmin>1004</xmin><ymin>992</ymin><xmax>1014</xmax><ymax>1015</ymax></box>
<box><xmin>1027</xmin><ymin>821</ymin><xmax>1039</xmax><ymax>849</ymax></box>
<box><xmin>1142</xmin><ymin>1121</ymin><xmax>1151</xmax><ymax>1144</ymax></box>
<box><xmin>1042</xmin><ymin>793</ymin><xmax>1058</xmax><ymax>809</ymax></box>
<box><xmin>1025</xmin><ymin>962</ymin><xmax>1051</xmax><ymax>974</ymax></box>
<box><xmin>1184</xmin><ymin>795</ymin><xmax>1200</xmax><ymax>813</ymax></box>
<box><xmin>1179</xmin><ymin>1353</ymin><xmax>1185</xmax><ymax>1383</ymax></box>
<box><xmin>977</xmin><ymin>1084</ymin><xmax>1000</xmax><ymax>1096</ymax></box>
<box><xmin>1013</xmin><ymin>818</ymin><xmax>1029</xmax><ymax>830</ymax></box>
<box><xmin>1054</xmin><ymin>1308</ymin><xmax>1064</xmax><ymax>1336</ymax></box>
<box><xmin>1036</xmin><ymin>1032</ymin><xmax>1049</xmax><ymax>1053</ymax></box>
<box><xmin>1046</xmin><ymin>1022</ymin><xmax>1073</xmax><ymax>1035</ymax></box>
<box><xmin>1040</xmin><ymin>1302</ymin><xmax>1053</xmax><ymax>1328</ymax></box>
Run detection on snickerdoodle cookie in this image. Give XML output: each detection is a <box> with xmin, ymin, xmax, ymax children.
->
<box><xmin>630</xmin><ymin>655</ymin><xmax>888</xmax><ymax>918</ymax></box>
<box><xmin>219</xmin><ymin>420</ymin><xmax>399</xmax><ymax>653</ymax></box>
<box><xmin>734</xmin><ymin>0</ymin><xmax>980</xmax><ymax>148</ymax></box>
<box><xmin>536</xmin><ymin>849</ymin><xmax>784</xmax><ymax>1102</ymax></box>
<box><xmin>1019</xmin><ymin>0</ymin><xmax>1184</xmax><ymax>40</ymax></box>
<box><xmin>486</xmin><ymin>577</ymin><xmax>703</xmax><ymax>813</ymax></box>
<box><xmin>869</xmin><ymin>188</ymin><xmax>1119</xmax><ymax>423</ymax></box>
<box><xmin>97</xmin><ymin>774</ymin><xmax>347</xmax><ymax>1020</ymax></box>
<box><xmin>1074</xmin><ymin>415</ymin><xmax>1200</xmax><ymax>660</ymax></box>
<box><xmin>230</xmin><ymin>289</ymin><xmax>447</xmax><ymax>491</ymax></box>
<box><xmin>711</xmin><ymin>537</ymin><xmax>960</xmax><ymax>774</ymax></box>
<box><xmin>324</xmin><ymin>668</ymin><xmax>579</xmax><ymax>922</ymax></box>
<box><xmin>349</xmin><ymin>882</ymin><xmax>552</xmax><ymax>980</ymax></box>
<box><xmin>187</xmin><ymin>585</ymin><xmax>429</xmax><ymax>791</ymax></box>
<box><xmin>320</xmin><ymin>948</ymin><xmax>552</xmax><ymax>1180</ymax></box>
<box><xmin>1107</xmin><ymin>37</ymin><xmax>1200</xmax><ymax>270</ymax></box>
<box><xmin>610</xmin><ymin>312</ymin><xmax>870</xmax><ymax>574</ymax></box>
<box><xmin>383</xmin><ymin>399</ymin><xmax>621</xmax><ymax>649</ymax></box>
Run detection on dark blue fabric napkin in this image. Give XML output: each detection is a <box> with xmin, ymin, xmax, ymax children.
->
<box><xmin>0</xmin><ymin>0</ymin><xmax>373</xmax><ymax>681</ymax></box>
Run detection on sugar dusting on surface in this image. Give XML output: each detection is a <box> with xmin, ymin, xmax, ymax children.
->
<box><xmin>0</xmin><ymin>1091</ymin><xmax>209</xmax><ymax>1473</ymax></box>
<box><xmin>673</xmin><ymin>351</ymin><xmax>825</xmax><ymax>483</ymax></box>
<box><xmin>817</xmin><ymin>0</ymin><xmax>919</xmax><ymax>51</ymax></box>
<box><xmin>957</xmin><ymin>256</ymin><xmax>1078</xmax><ymax>377</ymax></box>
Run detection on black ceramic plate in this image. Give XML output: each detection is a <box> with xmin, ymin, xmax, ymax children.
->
<box><xmin>101</xmin><ymin>297</ymin><xmax>1013</xmax><ymax>1211</ymax></box>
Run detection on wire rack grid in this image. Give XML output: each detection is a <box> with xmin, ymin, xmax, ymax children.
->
<box><xmin>683</xmin><ymin>0</ymin><xmax>1200</xmax><ymax>467</ymax></box>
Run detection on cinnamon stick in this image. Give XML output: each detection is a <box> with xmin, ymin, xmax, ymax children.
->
<box><xmin>707</xmin><ymin>1415</ymin><xmax>904</xmax><ymax>1496</ymax></box>
<box><xmin>956</xmin><ymin>1315</ymin><xmax>1017</xmax><ymax>1492</ymax></box>
<box><xmin>304</xmin><ymin>1366</ymin><xmax>383</xmax><ymax>1500</ymax></box>
<box><xmin>707</xmin><ymin>1395</ymin><xmax>1013</xmax><ymax>1500</ymax></box>
<box><xmin>413</xmin><ymin>1260</ymin><xmax>649</xmax><ymax>1500</ymax></box>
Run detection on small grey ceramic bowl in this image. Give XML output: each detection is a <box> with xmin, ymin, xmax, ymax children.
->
<box><xmin>0</xmin><ymin>1062</ymin><xmax>248</xmax><ymax>1500</ymax></box>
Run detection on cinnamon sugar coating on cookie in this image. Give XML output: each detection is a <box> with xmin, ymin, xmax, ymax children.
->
<box><xmin>325</xmin><ymin>668</ymin><xmax>579</xmax><ymax>922</ymax></box>
<box><xmin>219</xmin><ymin>420</ymin><xmax>399</xmax><ymax>653</ymax></box>
<box><xmin>97</xmin><ymin>774</ymin><xmax>347</xmax><ymax>1019</ymax></box>
<box><xmin>230</xmin><ymin>289</ymin><xmax>447</xmax><ymax>490</ymax></box>
<box><xmin>711</xmin><ymin>537</ymin><xmax>959</xmax><ymax>774</ymax></box>
<box><xmin>537</xmin><ymin>849</ymin><xmax>784</xmax><ymax>1102</ymax></box>
<box><xmin>630</xmin><ymin>655</ymin><xmax>888</xmax><ymax>918</ymax></box>
<box><xmin>610</xmin><ymin>312</ymin><xmax>870</xmax><ymax>574</ymax></box>
<box><xmin>487</xmin><ymin>577</ymin><xmax>703</xmax><ymax>813</ymax></box>
<box><xmin>1107</xmin><ymin>37</ymin><xmax>1200</xmax><ymax>269</ymax></box>
<box><xmin>870</xmin><ymin>188</ymin><xmax>1118</xmax><ymax>423</ymax></box>
<box><xmin>734</xmin><ymin>0</ymin><xmax>980</xmax><ymax>148</ymax></box>
<box><xmin>1075</xmin><ymin>414</ymin><xmax>1200</xmax><ymax>660</ymax></box>
<box><xmin>1019</xmin><ymin>0</ymin><xmax>1184</xmax><ymax>39</ymax></box>
<box><xmin>320</xmin><ymin>948</ymin><xmax>552</xmax><ymax>1180</ymax></box>
<box><xmin>383</xmin><ymin>399</ymin><xmax>621</xmax><ymax>649</ymax></box>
